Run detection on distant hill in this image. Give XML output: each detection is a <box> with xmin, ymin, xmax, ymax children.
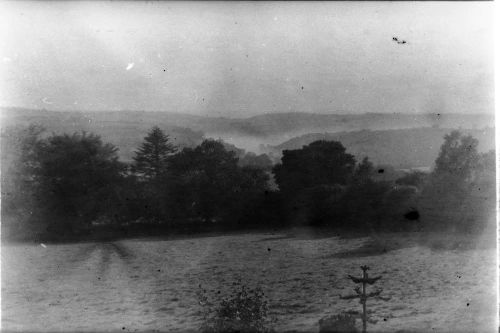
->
<box><xmin>241</xmin><ymin>112</ymin><xmax>493</xmax><ymax>135</ymax></box>
<box><xmin>0</xmin><ymin>107</ymin><xmax>205</xmax><ymax>162</ymax></box>
<box><xmin>271</xmin><ymin>127</ymin><xmax>495</xmax><ymax>170</ymax></box>
<box><xmin>1</xmin><ymin>107</ymin><xmax>494</xmax><ymax>163</ymax></box>
<box><xmin>224</xmin><ymin>112</ymin><xmax>494</xmax><ymax>151</ymax></box>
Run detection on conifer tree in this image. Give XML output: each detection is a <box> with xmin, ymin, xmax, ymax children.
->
<box><xmin>133</xmin><ymin>126</ymin><xmax>177</xmax><ymax>181</ymax></box>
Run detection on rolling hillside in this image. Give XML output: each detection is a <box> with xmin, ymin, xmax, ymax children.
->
<box><xmin>1</xmin><ymin>107</ymin><xmax>494</xmax><ymax>167</ymax></box>
<box><xmin>1</xmin><ymin>108</ymin><xmax>205</xmax><ymax>162</ymax></box>
<box><xmin>271</xmin><ymin>127</ymin><xmax>495</xmax><ymax>169</ymax></box>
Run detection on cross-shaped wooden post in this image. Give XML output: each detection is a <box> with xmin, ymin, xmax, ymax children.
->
<box><xmin>339</xmin><ymin>265</ymin><xmax>388</xmax><ymax>333</ymax></box>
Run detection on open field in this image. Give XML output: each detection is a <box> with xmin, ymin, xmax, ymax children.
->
<box><xmin>1</xmin><ymin>230</ymin><xmax>496</xmax><ymax>332</ymax></box>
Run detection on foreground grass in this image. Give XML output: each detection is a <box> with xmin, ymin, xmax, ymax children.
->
<box><xmin>1</xmin><ymin>229</ymin><xmax>496</xmax><ymax>332</ymax></box>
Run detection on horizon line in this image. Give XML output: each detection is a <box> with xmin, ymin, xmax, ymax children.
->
<box><xmin>0</xmin><ymin>105</ymin><xmax>494</xmax><ymax>120</ymax></box>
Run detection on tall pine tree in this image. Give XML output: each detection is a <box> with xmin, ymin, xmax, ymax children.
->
<box><xmin>133</xmin><ymin>126</ymin><xmax>177</xmax><ymax>181</ymax></box>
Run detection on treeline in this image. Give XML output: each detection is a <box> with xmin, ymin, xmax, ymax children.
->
<box><xmin>1</xmin><ymin>126</ymin><xmax>276</xmax><ymax>241</ymax></box>
<box><xmin>273</xmin><ymin>132</ymin><xmax>494</xmax><ymax>233</ymax></box>
<box><xmin>1</xmin><ymin>125</ymin><xmax>494</xmax><ymax>242</ymax></box>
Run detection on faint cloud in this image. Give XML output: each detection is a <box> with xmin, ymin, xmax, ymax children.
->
<box><xmin>126</xmin><ymin>63</ymin><xmax>134</xmax><ymax>71</ymax></box>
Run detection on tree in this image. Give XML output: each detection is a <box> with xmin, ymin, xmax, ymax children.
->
<box><xmin>167</xmin><ymin>139</ymin><xmax>269</xmax><ymax>224</ymax></box>
<box><xmin>167</xmin><ymin>139</ymin><xmax>241</xmax><ymax>222</ymax></box>
<box><xmin>133</xmin><ymin>126</ymin><xmax>177</xmax><ymax>181</ymax></box>
<box><xmin>339</xmin><ymin>179</ymin><xmax>392</xmax><ymax>230</ymax></box>
<box><xmin>130</xmin><ymin>127</ymin><xmax>177</xmax><ymax>224</ymax></box>
<box><xmin>272</xmin><ymin>140</ymin><xmax>356</xmax><ymax>226</ymax></box>
<box><xmin>460</xmin><ymin>149</ymin><xmax>496</xmax><ymax>233</ymax></box>
<box><xmin>1</xmin><ymin>125</ymin><xmax>46</xmax><ymax>240</ymax></box>
<box><xmin>395</xmin><ymin>171</ymin><xmax>427</xmax><ymax>189</ymax></box>
<box><xmin>380</xmin><ymin>185</ymin><xmax>419</xmax><ymax>230</ymax></box>
<box><xmin>273</xmin><ymin>140</ymin><xmax>356</xmax><ymax>194</ymax></box>
<box><xmin>420</xmin><ymin>130</ymin><xmax>483</xmax><ymax>231</ymax></box>
<box><xmin>32</xmin><ymin>132</ymin><xmax>126</xmax><ymax>238</ymax></box>
<box><xmin>239</xmin><ymin>152</ymin><xmax>273</xmax><ymax>170</ymax></box>
<box><xmin>352</xmin><ymin>157</ymin><xmax>375</xmax><ymax>184</ymax></box>
<box><xmin>432</xmin><ymin>130</ymin><xmax>479</xmax><ymax>188</ymax></box>
<box><xmin>303</xmin><ymin>184</ymin><xmax>345</xmax><ymax>226</ymax></box>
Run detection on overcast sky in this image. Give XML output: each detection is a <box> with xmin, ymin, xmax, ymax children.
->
<box><xmin>0</xmin><ymin>1</ymin><xmax>494</xmax><ymax>117</ymax></box>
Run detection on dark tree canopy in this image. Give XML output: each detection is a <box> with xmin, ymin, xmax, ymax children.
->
<box><xmin>352</xmin><ymin>156</ymin><xmax>375</xmax><ymax>183</ymax></box>
<box><xmin>168</xmin><ymin>139</ymin><xmax>268</xmax><ymax>223</ymax></box>
<box><xmin>133</xmin><ymin>126</ymin><xmax>177</xmax><ymax>180</ymax></box>
<box><xmin>395</xmin><ymin>171</ymin><xmax>427</xmax><ymax>189</ymax></box>
<box><xmin>1</xmin><ymin>125</ymin><xmax>46</xmax><ymax>240</ymax></box>
<box><xmin>433</xmin><ymin>130</ymin><xmax>479</xmax><ymax>186</ymax></box>
<box><xmin>420</xmin><ymin>130</ymin><xmax>486</xmax><ymax>231</ymax></box>
<box><xmin>33</xmin><ymin>132</ymin><xmax>126</xmax><ymax>236</ymax></box>
<box><xmin>239</xmin><ymin>152</ymin><xmax>273</xmax><ymax>170</ymax></box>
<box><xmin>2</xmin><ymin>124</ymin><xmax>492</xmax><ymax>241</ymax></box>
<box><xmin>273</xmin><ymin>140</ymin><xmax>356</xmax><ymax>193</ymax></box>
<box><xmin>168</xmin><ymin>139</ymin><xmax>241</xmax><ymax>221</ymax></box>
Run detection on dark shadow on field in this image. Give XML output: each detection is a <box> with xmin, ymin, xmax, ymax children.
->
<box><xmin>108</xmin><ymin>242</ymin><xmax>134</xmax><ymax>261</ymax></box>
<box><xmin>416</xmin><ymin>231</ymin><xmax>496</xmax><ymax>252</ymax></box>
<box><xmin>94</xmin><ymin>242</ymin><xmax>135</xmax><ymax>277</ymax></box>
<box><xmin>256</xmin><ymin>226</ymin><xmax>343</xmax><ymax>241</ymax></box>
<box><xmin>326</xmin><ymin>232</ymin><xmax>418</xmax><ymax>258</ymax></box>
<box><xmin>326</xmin><ymin>240</ymin><xmax>402</xmax><ymax>258</ymax></box>
<box><xmin>288</xmin><ymin>227</ymin><xmax>342</xmax><ymax>240</ymax></box>
<box><xmin>252</xmin><ymin>226</ymin><xmax>420</xmax><ymax>257</ymax></box>
<box><xmin>1</xmin><ymin>224</ymin><xmax>285</xmax><ymax>245</ymax></box>
<box><xmin>329</xmin><ymin>230</ymin><xmax>496</xmax><ymax>258</ymax></box>
<box><xmin>257</xmin><ymin>235</ymin><xmax>296</xmax><ymax>242</ymax></box>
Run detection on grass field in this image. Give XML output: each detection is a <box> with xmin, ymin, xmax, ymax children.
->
<box><xmin>1</xmin><ymin>229</ymin><xmax>496</xmax><ymax>332</ymax></box>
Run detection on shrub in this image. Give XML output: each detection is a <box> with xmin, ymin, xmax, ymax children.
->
<box><xmin>318</xmin><ymin>313</ymin><xmax>359</xmax><ymax>333</ymax></box>
<box><xmin>197</xmin><ymin>282</ymin><xmax>274</xmax><ymax>333</ymax></box>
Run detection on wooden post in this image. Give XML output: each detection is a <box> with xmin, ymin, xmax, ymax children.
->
<box><xmin>361</xmin><ymin>265</ymin><xmax>368</xmax><ymax>333</ymax></box>
<box><xmin>340</xmin><ymin>265</ymin><xmax>388</xmax><ymax>333</ymax></box>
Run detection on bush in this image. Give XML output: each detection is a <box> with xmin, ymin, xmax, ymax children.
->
<box><xmin>319</xmin><ymin>313</ymin><xmax>359</xmax><ymax>333</ymax></box>
<box><xmin>197</xmin><ymin>281</ymin><xmax>274</xmax><ymax>333</ymax></box>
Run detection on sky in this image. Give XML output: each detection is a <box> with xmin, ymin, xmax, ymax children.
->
<box><xmin>0</xmin><ymin>1</ymin><xmax>494</xmax><ymax>117</ymax></box>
